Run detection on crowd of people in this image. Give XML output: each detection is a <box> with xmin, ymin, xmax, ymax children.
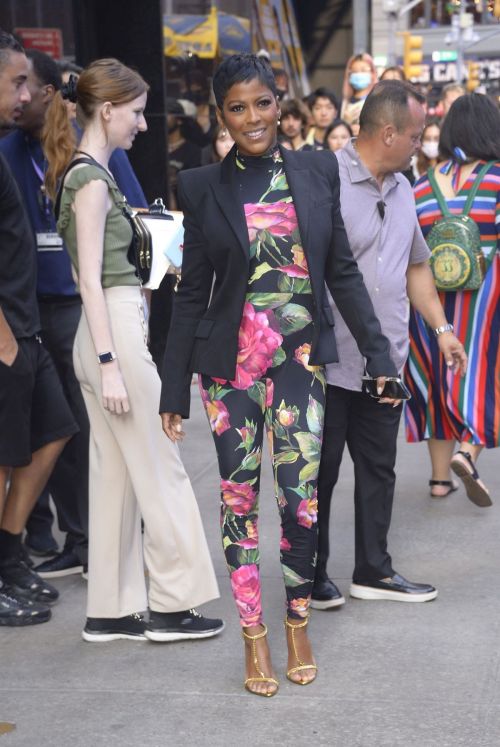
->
<box><xmin>0</xmin><ymin>28</ymin><xmax>498</xmax><ymax>701</ymax></box>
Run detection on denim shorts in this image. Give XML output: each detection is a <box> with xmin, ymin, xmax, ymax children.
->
<box><xmin>0</xmin><ymin>335</ymin><xmax>78</xmax><ymax>467</ymax></box>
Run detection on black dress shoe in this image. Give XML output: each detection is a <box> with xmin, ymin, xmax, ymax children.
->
<box><xmin>82</xmin><ymin>613</ymin><xmax>147</xmax><ymax>642</ymax></box>
<box><xmin>0</xmin><ymin>557</ymin><xmax>59</xmax><ymax>604</ymax></box>
<box><xmin>0</xmin><ymin>585</ymin><xmax>51</xmax><ymax>626</ymax></box>
<box><xmin>145</xmin><ymin>608</ymin><xmax>225</xmax><ymax>642</ymax></box>
<box><xmin>350</xmin><ymin>573</ymin><xmax>437</xmax><ymax>602</ymax></box>
<box><xmin>310</xmin><ymin>577</ymin><xmax>345</xmax><ymax>610</ymax></box>
<box><xmin>34</xmin><ymin>549</ymin><xmax>83</xmax><ymax>578</ymax></box>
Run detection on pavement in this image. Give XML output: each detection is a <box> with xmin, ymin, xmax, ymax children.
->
<box><xmin>1</xmin><ymin>385</ymin><xmax>499</xmax><ymax>747</ymax></box>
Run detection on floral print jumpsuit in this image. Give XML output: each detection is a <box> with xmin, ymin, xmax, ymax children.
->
<box><xmin>199</xmin><ymin>149</ymin><xmax>326</xmax><ymax>626</ymax></box>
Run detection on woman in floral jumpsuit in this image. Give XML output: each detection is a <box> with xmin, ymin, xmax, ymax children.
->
<box><xmin>160</xmin><ymin>54</ymin><xmax>397</xmax><ymax>697</ymax></box>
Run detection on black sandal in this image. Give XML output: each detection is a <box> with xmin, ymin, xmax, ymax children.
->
<box><xmin>429</xmin><ymin>479</ymin><xmax>459</xmax><ymax>498</ymax></box>
<box><xmin>450</xmin><ymin>450</ymin><xmax>492</xmax><ymax>508</ymax></box>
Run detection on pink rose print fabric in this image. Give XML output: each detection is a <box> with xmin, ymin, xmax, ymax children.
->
<box><xmin>200</xmin><ymin>149</ymin><xmax>326</xmax><ymax>626</ymax></box>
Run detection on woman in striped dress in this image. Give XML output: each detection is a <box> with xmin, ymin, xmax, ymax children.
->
<box><xmin>405</xmin><ymin>94</ymin><xmax>500</xmax><ymax>507</ymax></box>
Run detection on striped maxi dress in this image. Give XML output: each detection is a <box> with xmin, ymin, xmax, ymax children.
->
<box><xmin>404</xmin><ymin>160</ymin><xmax>500</xmax><ymax>448</ymax></box>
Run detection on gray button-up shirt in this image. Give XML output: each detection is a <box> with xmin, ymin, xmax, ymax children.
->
<box><xmin>326</xmin><ymin>139</ymin><xmax>430</xmax><ymax>390</ymax></box>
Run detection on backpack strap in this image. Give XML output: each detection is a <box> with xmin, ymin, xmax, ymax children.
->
<box><xmin>462</xmin><ymin>161</ymin><xmax>495</xmax><ymax>215</ymax></box>
<box><xmin>426</xmin><ymin>166</ymin><xmax>451</xmax><ymax>217</ymax></box>
<box><xmin>427</xmin><ymin>160</ymin><xmax>495</xmax><ymax>219</ymax></box>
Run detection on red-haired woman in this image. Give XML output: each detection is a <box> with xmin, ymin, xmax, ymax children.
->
<box><xmin>43</xmin><ymin>59</ymin><xmax>223</xmax><ymax>643</ymax></box>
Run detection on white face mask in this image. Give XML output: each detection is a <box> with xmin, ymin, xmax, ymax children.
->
<box><xmin>421</xmin><ymin>141</ymin><xmax>439</xmax><ymax>160</ymax></box>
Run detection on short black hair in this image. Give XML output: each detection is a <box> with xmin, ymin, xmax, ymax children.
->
<box><xmin>0</xmin><ymin>28</ymin><xmax>24</xmax><ymax>69</ymax></box>
<box><xmin>272</xmin><ymin>67</ymin><xmax>288</xmax><ymax>80</ymax></box>
<box><xmin>58</xmin><ymin>60</ymin><xmax>83</xmax><ymax>76</ymax></box>
<box><xmin>27</xmin><ymin>49</ymin><xmax>62</xmax><ymax>91</ymax></box>
<box><xmin>280</xmin><ymin>98</ymin><xmax>309</xmax><ymax>127</ymax></box>
<box><xmin>323</xmin><ymin>119</ymin><xmax>353</xmax><ymax>146</ymax></box>
<box><xmin>307</xmin><ymin>87</ymin><xmax>339</xmax><ymax>111</ymax></box>
<box><xmin>212</xmin><ymin>53</ymin><xmax>276</xmax><ymax>109</ymax></box>
<box><xmin>439</xmin><ymin>93</ymin><xmax>500</xmax><ymax>162</ymax></box>
<box><xmin>359</xmin><ymin>80</ymin><xmax>425</xmax><ymax>134</ymax></box>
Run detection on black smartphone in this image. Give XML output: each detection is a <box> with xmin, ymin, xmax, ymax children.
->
<box><xmin>361</xmin><ymin>376</ymin><xmax>411</xmax><ymax>401</ymax></box>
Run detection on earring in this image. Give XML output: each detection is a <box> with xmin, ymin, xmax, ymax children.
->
<box><xmin>277</xmin><ymin>118</ymin><xmax>281</xmax><ymax>126</ymax></box>
<box><xmin>221</xmin><ymin>128</ymin><xmax>228</xmax><ymax>137</ymax></box>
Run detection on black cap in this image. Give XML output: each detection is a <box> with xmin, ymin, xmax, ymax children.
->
<box><xmin>166</xmin><ymin>97</ymin><xmax>186</xmax><ymax>117</ymax></box>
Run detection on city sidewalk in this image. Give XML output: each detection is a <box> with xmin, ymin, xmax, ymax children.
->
<box><xmin>1</xmin><ymin>386</ymin><xmax>499</xmax><ymax>747</ymax></box>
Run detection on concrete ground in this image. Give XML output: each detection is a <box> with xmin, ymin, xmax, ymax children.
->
<box><xmin>1</xmin><ymin>385</ymin><xmax>499</xmax><ymax>747</ymax></box>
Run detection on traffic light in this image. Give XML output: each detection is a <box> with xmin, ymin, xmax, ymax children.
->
<box><xmin>403</xmin><ymin>32</ymin><xmax>423</xmax><ymax>80</ymax></box>
<box><xmin>466</xmin><ymin>61</ymin><xmax>481</xmax><ymax>92</ymax></box>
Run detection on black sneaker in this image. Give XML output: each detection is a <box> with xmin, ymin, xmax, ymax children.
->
<box><xmin>145</xmin><ymin>608</ymin><xmax>225</xmax><ymax>642</ymax></box>
<box><xmin>0</xmin><ymin>586</ymin><xmax>51</xmax><ymax>626</ymax></box>
<box><xmin>34</xmin><ymin>549</ymin><xmax>84</xmax><ymax>578</ymax></box>
<box><xmin>18</xmin><ymin>544</ymin><xmax>34</xmax><ymax>568</ymax></box>
<box><xmin>310</xmin><ymin>577</ymin><xmax>346</xmax><ymax>610</ymax></box>
<box><xmin>82</xmin><ymin>613</ymin><xmax>147</xmax><ymax>642</ymax></box>
<box><xmin>0</xmin><ymin>557</ymin><xmax>59</xmax><ymax>604</ymax></box>
<box><xmin>24</xmin><ymin>533</ymin><xmax>58</xmax><ymax>557</ymax></box>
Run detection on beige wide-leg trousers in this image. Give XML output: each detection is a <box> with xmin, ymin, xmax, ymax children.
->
<box><xmin>73</xmin><ymin>286</ymin><xmax>219</xmax><ymax>618</ymax></box>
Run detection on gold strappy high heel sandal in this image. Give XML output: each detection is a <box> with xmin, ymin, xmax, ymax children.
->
<box><xmin>242</xmin><ymin>624</ymin><xmax>279</xmax><ymax>697</ymax></box>
<box><xmin>285</xmin><ymin>615</ymin><xmax>317</xmax><ymax>686</ymax></box>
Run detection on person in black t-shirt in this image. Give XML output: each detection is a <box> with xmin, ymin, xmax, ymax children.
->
<box><xmin>0</xmin><ymin>30</ymin><xmax>78</xmax><ymax>627</ymax></box>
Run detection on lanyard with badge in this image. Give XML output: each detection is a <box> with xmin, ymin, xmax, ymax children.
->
<box><xmin>29</xmin><ymin>141</ymin><xmax>64</xmax><ymax>253</ymax></box>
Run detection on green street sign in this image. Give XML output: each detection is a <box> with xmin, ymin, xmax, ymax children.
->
<box><xmin>432</xmin><ymin>50</ymin><xmax>458</xmax><ymax>62</ymax></box>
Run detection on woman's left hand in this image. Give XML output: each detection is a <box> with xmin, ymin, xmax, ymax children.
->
<box><xmin>161</xmin><ymin>412</ymin><xmax>185</xmax><ymax>442</ymax></box>
<box><xmin>437</xmin><ymin>332</ymin><xmax>468</xmax><ymax>376</ymax></box>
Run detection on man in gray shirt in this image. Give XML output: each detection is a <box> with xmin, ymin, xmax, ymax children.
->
<box><xmin>311</xmin><ymin>81</ymin><xmax>467</xmax><ymax>609</ymax></box>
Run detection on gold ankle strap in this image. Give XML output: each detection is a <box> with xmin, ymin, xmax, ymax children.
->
<box><xmin>284</xmin><ymin>615</ymin><xmax>309</xmax><ymax>630</ymax></box>
<box><xmin>242</xmin><ymin>623</ymin><xmax>268</xmax><ymax>642</ymax></box>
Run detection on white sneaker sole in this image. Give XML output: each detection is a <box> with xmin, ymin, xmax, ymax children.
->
<box><xmin>37</xmin><ymin>566</ymin><xmax>84</xmax><ymax>579</ymax></box>
<box><xmin>350</xmin><ymin>584</ymin><xmax>438</xmax><ymax>602</ymax></box>
<box><xmin>81</xmin><ymin>631</ymin><xmax>147</xmax><ymax>642</ymax></box>
<box><xmin>310</xmin><ymin>595</ymin><xmax>346</xmax><ymax>610</ymax></box>
<box><xmin>144</xmin><ymin>623</ymin><xmax>225</xmax><ymax>642</ymax></box>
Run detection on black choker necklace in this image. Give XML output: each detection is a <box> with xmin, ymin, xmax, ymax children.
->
<box><xmin>236</xmin><ymin>143</ymin><xmax>279</xmax><ymax>160</ymax></box>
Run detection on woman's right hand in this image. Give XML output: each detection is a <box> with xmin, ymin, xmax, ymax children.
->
<box><xmin>100</xmin><ymin>361</ymin><xmax>130</xmax><ymax>414</ymax></box>
<box><xmin>0</xmin><ymin>336</ymin><xmax>18</xmax><ymax>367</ymax></box>
<box><xmin>161</xmin><ymin>412</ymin><xmax>185</xmax><ymax>442</ymax></box>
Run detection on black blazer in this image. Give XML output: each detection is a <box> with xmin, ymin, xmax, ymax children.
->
<box><xmin>160</xmin><ymin>145</ymin><xmax>397</xmax><ymax>417</ymax></box>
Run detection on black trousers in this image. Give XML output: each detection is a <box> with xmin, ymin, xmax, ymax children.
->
<box><xmin>316</xmin><ymin>385</ymin><xmax>402</xmax><ymax>583</ymax></box>
<box><xmin>27</xmin><ymin>298</ymin><xmax>89</xmax><ymax>563</ymax></box>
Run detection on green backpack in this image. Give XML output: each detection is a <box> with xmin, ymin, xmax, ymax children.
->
<box><xmin>426</xmin><ymin>161</ymin><xmax>494</xmax><ymax>291</ymax></box>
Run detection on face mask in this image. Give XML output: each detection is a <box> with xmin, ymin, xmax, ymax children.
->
<box><xmin>349</xmin><ymin>72</ymin><xmax>372</xmax><ymax>91</ymax></box>
<box><xmin>421</xmin><ymin>141</ymin><xmax>439</xmax><ymax>160</ymax></box>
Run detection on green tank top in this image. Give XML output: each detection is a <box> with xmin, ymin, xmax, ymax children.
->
<box><xmin>57</xmin><ymin>163</ymin><xmax>139</xmax><ymax>288</ymax></box>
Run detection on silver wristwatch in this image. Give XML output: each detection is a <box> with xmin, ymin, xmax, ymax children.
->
<box><xmin>434</xmin><ymin>324</ymin><xmax>454</xmax><ymax>336</ymax></box>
